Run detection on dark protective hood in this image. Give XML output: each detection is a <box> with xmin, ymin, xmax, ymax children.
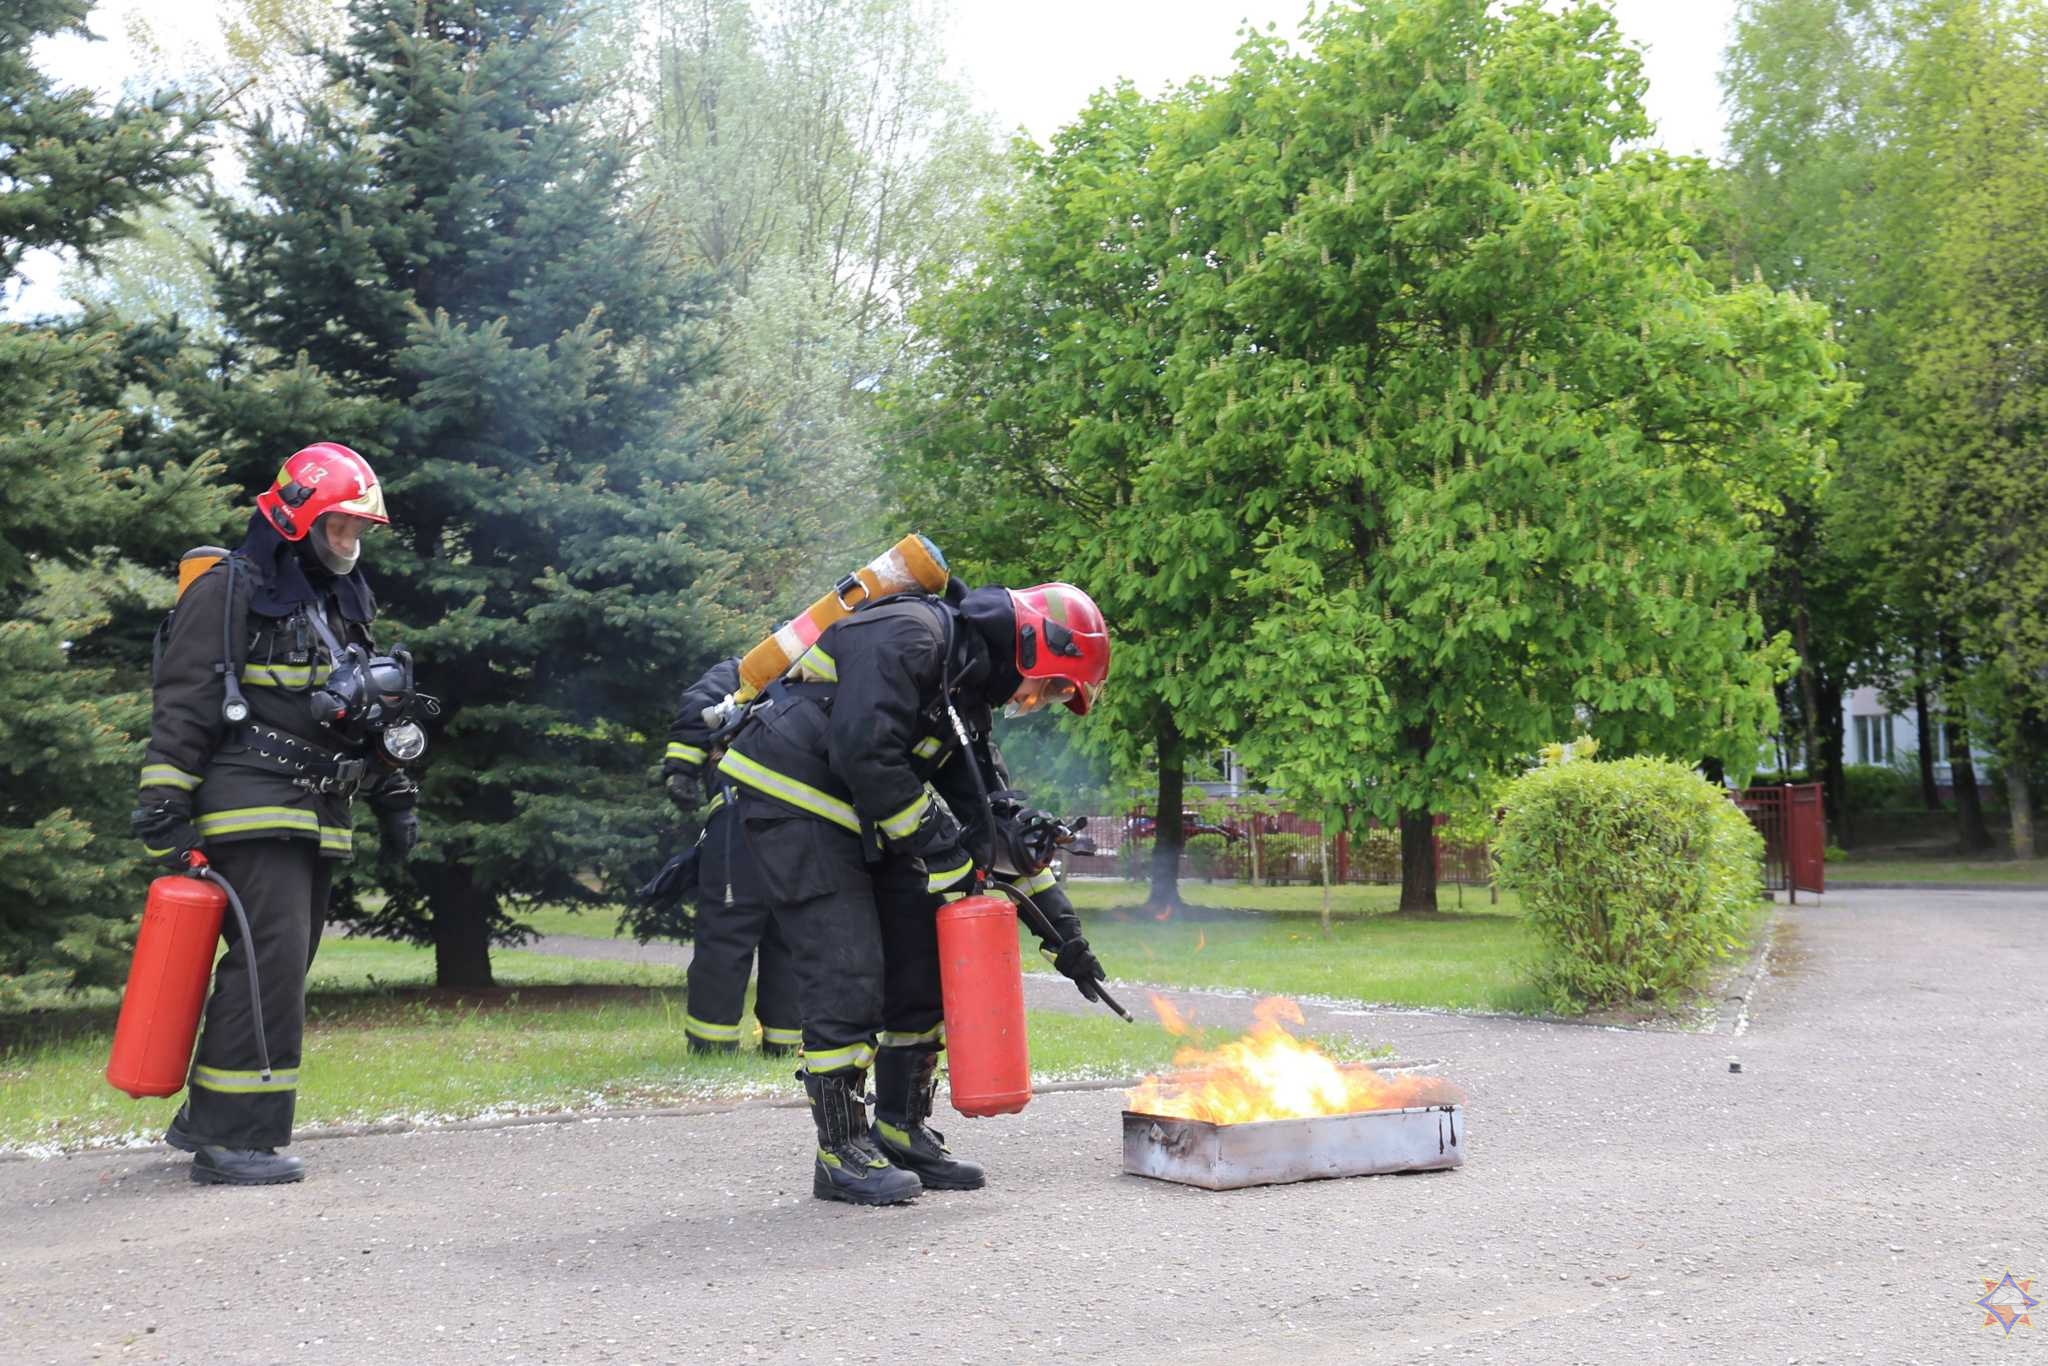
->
<box><xmin>235</xmin><ymin>510</ymin><xmax>375</xmax><ymax>622</ymax></box>
<box><xmin>956</xmin><ymin>586</ymin><xmax>1022</xmax><ymax>710</ymax></box>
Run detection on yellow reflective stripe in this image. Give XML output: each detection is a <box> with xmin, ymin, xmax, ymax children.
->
<box><xmin>878</xmin><ymin>792</ymin><xmax>929</xmax><ymax>841</ymax></box>
<box><xmin>139</xmin><ymin>763</ymin><xmax>203</xmax><ymax>792</ymax></box>
<box><xmin>761</xmin><ymin>1025</ymin><xmax>803</xmax><ymax>1046</ymax></box>
<box><xmin>912</xmin><ymin>737</ymin><xmax>942</xmax><ymax>760</ymax></box>
<box><xmin>876</xmin><ymin>1120</ymin><xmax>915</xmax><ymax>1149</ymax></box>
<box><xmin>192</xmin><ymin>1065</ymin><xmax>299</xmax><ymax>1094</ymax></box>
<box><xmin>716</xmin><ymin>751</ymin><xmax>860</xmax><ymax>834</ymax></box>
<box><xmin>319</xmin><ymin>827</ymin><xmax>354</xmax><ymax>854</ymax></box>
<box><xmin>705</xmin><ymin>791</ymin><xmax>726</xmax><ymax>815</ymax></box>
<box><xmin>926</xmin><ymin>857</ymin><xmax>973</xmax><ymax>893</ymax></box>
<box><xmin>1020</xmin><ymin>866</ymin><xmax>1060</xmax><ymax>895</ymax></box>
<box><xmin>878</xmin><ymin>1024</ymin><xmax>944</xmax><ymax>1048</ymax></box>
<box><xmin>685</xmin><ymin>1015</ymin><xmax>743</xmax><ymax>1042</ymax></box>
<box><xmin>242</xmin><ymin>663</ymin><xmax>316</xmax><ymax>688</ymax></box>
<box><xmin>801</xmin><ymin>1042</ymin><xmax>875</xmax><ymax>1074</ymax></box>
<box><xmin>195</xmin><ymin>806</ymin><xmax>320</xmax><ymax>837</ymax></box>
<box><xmin>795</xmin><ymin>647</ymin><xmax>837</xmax><ymax>683</ymax></box>
<box><xmin>665</xmin><ymin>742</ymin><xmax>706</xmax><ymax>765</ymax></box>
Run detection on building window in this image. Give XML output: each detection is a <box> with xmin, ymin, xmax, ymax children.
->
<box><xmin>1855</xmin><ymin>713</ymin><xmax>1895</xmax><ymax>765</ymax></box>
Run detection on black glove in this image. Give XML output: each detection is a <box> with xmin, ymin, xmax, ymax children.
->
<box><xmin>662</xmin><ymin>765</ymin><xmax>701</xmax><ymax>812</ymax></box>
<box><xmin>377</xmin><ymin>806</ymin><xmax>419</xmax><ymax>873</ymax></box>
<box><xmin>1045</xmin><ymin>934</ymin><xmax>1106</xmax><ymax>1003</ymax></box>
<box><xmin>926</xmin><ymin>843</ymin><xmax>982</xmax><ymax>896</ymax></box>
<box><xmin>132</xmin><ymin>800</ymin><xmax>203</xmax><ymax>870</ymax></box>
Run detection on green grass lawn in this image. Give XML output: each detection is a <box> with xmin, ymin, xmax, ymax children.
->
<box><xmin>512</xmin><ymin>879</ymin><xmax>1542</xmax><ymax>1011</ymax></box>
<box><xmin>1042</xmin><ymin>880</ymin><xmax>1544</xmax><ymax>1012</ymax></box>
<box><xmin>1827</xmin><ymin>856</ymin><xmax>2048</xmax><ymax>884</ymax></box>
<box><xmin>0</xmin><ymin>937</ymin><xmax>1389</xmax><ymax>1153</ymax></box>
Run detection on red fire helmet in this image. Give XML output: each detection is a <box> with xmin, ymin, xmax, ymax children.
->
<box><xmin>1008</xmin><ymin>582</ymin><xmax>1110</xmax><ymax>715</ymax></box>
<box><xmin>254</xmin><ymin>443</ymin><xmax>389</xmax><ymax>542</ymax></box>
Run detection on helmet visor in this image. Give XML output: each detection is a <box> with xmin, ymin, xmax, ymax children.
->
<box><xmin>310</xmin><ymin>512</ymin><xmax>375</xmax><ymax>575</ymax></box>
<box><xmin>1004</xmin><ymin>676</ymin><xmax>1079</xmax><ymax>719</ymax></box>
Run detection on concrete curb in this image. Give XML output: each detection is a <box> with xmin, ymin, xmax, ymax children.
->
<box><xmin>1826</xmin><ymin>880</ymin><xmax>2048</xmax><ymax>892</ymax></box>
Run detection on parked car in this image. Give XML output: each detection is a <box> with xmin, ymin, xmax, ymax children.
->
<box><xmin>1124</xmin><ymin>811</ymin><xmax>1247</xmax><ymax>843</ymax></box>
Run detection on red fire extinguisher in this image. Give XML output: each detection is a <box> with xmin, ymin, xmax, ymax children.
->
<box><xmin>936</xmin><ymin>893</ymin><xmax>1033</xmax><ymax>1118</ymax></box>
<box><xmin>107</xmin><ymin>853</ymin><xmax>269</xmax><ymax>1100</ymax></box>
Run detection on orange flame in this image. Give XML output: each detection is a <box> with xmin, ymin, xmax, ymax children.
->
<box><xmin>1195</xmin><ymin>929</ymin><xmax>1207</xmax><ymax>953</ymax></box>
<box><xmin>1127</xmin><ymin>996</ymin><xmax>1457</xmax><ymax>1124</ymax></box>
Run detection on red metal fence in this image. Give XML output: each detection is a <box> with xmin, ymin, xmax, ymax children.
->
<box><xmin>1732</xmin><ymin>783</ymin><xmax>1826</xmax><ymax>898</ymax></box>
<box><xmin>1063</xmin><ymin>804</ymin><xmax>1492</xmax><ymax>887</ymax></box>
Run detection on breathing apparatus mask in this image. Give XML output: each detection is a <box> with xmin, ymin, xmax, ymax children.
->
<box><xmin>309</xmin><ymin>643</ymin><xmax>435</xmax><ymax>762</ymax></box>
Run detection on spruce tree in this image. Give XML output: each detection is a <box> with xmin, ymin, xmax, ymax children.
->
<box><xmin>187</xmin><ymin>0</ymin><xmax>787</xmax><ymax>986</ymax></box>
<box><xmin>0</xmin><ymin>1</ymin><xmax>223</xmax><ymax>1002</ymax></box>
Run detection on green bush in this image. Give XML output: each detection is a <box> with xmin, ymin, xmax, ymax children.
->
<box><xmin>1495</xmin><ymin>756</ymin><xmax>1764</xmax><ymax>1011</ymax></box>
<box><xmin>1184</xmin><ymin>833</ymin><xmax>1232</xmax><ymax>881</ymax></box>
<box><xmin>1258</xmin><ymin>833</ymin><xmax>1316</xmax><ymax>884</ymax></box>
<box><xmin>1353</xmin><ymin>829</ymin><xmax>1402</xmax><ymax>882</ymax></box>
<box><xmin>1841</xmin><ymin>764</ymin><xmax>1917</xmax><ymax>813</ymax></box>
<box><xmin>1824</xmin><ymin>843</ymin><xmax>1849</xmax><ymax>863</ymax></box>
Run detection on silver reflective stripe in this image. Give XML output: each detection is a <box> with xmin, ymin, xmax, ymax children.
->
<box><xmin>801</xmin><ymin>1041</ymin><xmax>875</xmax><ymax>1074</ymax></box>
<box><xmin>761</xmin><ymin>1025</ymin><xmax>803</xmax><ymax>1046</ymax></box>
<box><xmin>912</xmin><ymin>737</ymin><xmax>943</xmax><ymax>760</ymax></box>
<box><xmin>195</xmin><ymin>806</ymin><xmax>320</xmax><ymax>838</ymax></box>
<box><xmin>715</xmin><ymin>751</ymin><xmax>861</xmax><ymax>833</ymax></box>
<box><xmin>666</xmin><ymin>741</ymin><xmax>706</xmax><ymax>765</ymax></box>
<box><xmin>685</xmin><ymin>1015</ymin><xmax>743</xmax><ymax>1042</ymax></box>
<box><xmin>926</xmin><ymin>857</ymin><xmax>974</xmax><ymax>893</ymax></box>
<box><xmin>139</xmin><ymin>763</ymin><xmax>202</xmax><ymax>792</ymax></box>
<box><xmin>878</xmin><ymin>1023</ymin><xmax>945</xmax><ymax>1048</ymax></box>
<box><xmin>242</xmin><ymin>663</ymin><xmax>316</xmax><ymax>688</ymax></box>
<box><xmin>878</xmin><ymin>792</ymin><xmax>929</xmax><ymax>841</ymax></box>
<box><xmin>1020</xmin><ymin>866</ymin><xmax>1060</xmax><ymax>895</ymax></box>
<box><xmin>192</xmin><ymin>1065</ymin><xmax>299</xmax><ymax>1094</ymax></box>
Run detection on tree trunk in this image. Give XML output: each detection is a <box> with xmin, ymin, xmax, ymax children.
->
<box><xmin>2006</xmin><ymin>746</ymin><xmax>2036</xmax><ymax>862</ymax></box>
<box><xmin>432</xmin><ymin>873</ymin><xmax>497</xmax><ymax>990</ymax></box>
<box><xmin>1146</xmin><ymin>714</ymin><xmax>1186</xmax><ymax>913</ymax></box>
<box><xmin>1817</xmin><ymin>672</ymin><xmax>1846</xmax><ymax>829</ymax></box>
<box><xmin>1914</xmin><ymin>677</ymin><xmax>1941</xmax><ymax>811</ymax></box>
<box><xmin>1789</xmin><ymin>559</ymin><xmax>1820</xmax><ymax>776</ymax></box>
<box><xmin>1397</xmin><ymin>721</ymin><xmax>1437</xmax><ymax>913</ymax></box>
<box><xmin>1319</xmin><ymin>835</ymin><xmax>1332</xmax><ymax>936</ymax></box>
<box><xmin>1948</xmin><ymin>720</ymin><xmax>1995</xmax><ymax>853</ymax></box>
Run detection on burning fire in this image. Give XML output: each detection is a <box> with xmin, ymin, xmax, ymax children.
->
<box><xmin>1126</xmin><ymin>995</ymin><xmax>1457</xmax><ymax>1125</ymax></box>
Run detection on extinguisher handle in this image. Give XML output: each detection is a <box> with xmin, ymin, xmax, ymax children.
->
<box><xmin>183</xmin><ymin>849</ymin><xmax>210</xmax><ymax>871</ymax></box>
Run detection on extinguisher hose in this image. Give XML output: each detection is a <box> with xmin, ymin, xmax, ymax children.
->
<box><xmin>195</xmin><ymin>866</ymin><xmax>273</xmax><ymax>1081</ymax></box>
<box><xmin>935</xmin><ymin>603</ymin><xmax>1130</xmax><ymax>1023</ymax></box>
<box><xmin>992</xmin><ymin>879</ymin><xmax>1134</xmax><ymax>1022</ymax></box>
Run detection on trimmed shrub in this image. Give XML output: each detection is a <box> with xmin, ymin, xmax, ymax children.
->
<box><xmin>1495</xmin><ymin>756</ymin><xmax>1764</xmax><ymax>1011</ymax></box>
<box><xmin>1842</xmin><ymin>764</ymin><xmax>1917</xmax><ymax>813</ymax></box>
<box><xmin>1353</xmin><ymin>829</ymin><xmax>1401</xmax><ymax>882</ymax></box>
<box><xmin>1258</xmin><ymin>832</ymin><xmax>1316</xmax><ymax>884</ymax></box>
<box><xmin>1185</xmin><ymin>833</ymin><xmax>1232</xmax><ymax>881</ymax></box>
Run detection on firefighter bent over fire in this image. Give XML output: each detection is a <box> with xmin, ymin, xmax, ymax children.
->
<box><xmin>716</xmin><ymin>578</ymin><xmax>1112</xmax><ymax>1204</ymax></box>
<box><xmin>130</xmin><ymin>445</ymin><xmax>428</xmax><ymax>1185</ymax></box>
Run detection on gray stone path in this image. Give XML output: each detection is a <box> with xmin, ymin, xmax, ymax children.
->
<box><xmin>3</xmin><ymin>888</ymin><xmax>2043</xmax><ymax>1365</ymax></box>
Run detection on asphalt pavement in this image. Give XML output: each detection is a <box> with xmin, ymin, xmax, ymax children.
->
<box><xmin>3</xmin><ymin>887</ymin><xmax>2043</xmax><ymax>1365</ymax></box>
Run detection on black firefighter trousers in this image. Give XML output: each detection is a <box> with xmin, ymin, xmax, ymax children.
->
<box><xmin>744</xmin><ymin>801</ymin><xmax>946</xmax><ymax>1076</ymax></box>
<box><xmin>687</xmin><ymin>801</ymin><xmax>802</xmax><ymax>1050</ymax></box>
<box><xmin>185</xmin><ymin>837</ymin><xmax>332</xmax><ymax>1149</ymax></box>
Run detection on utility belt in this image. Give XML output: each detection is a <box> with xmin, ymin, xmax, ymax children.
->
<box><xmin>225</xmin><ymin>724</ymin><xmax>371</xmax><ymax>796</ymax></box>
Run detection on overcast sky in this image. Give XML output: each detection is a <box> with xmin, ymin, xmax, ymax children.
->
<box><xmin>15</xmin><ymin>0</ymin><xmax>1738</xmax><ymax>314</ymax></box>
<box><xmin>945</xmin><ymin>0</ymin><xmax>1737</xmax><ymax>156</ymax></box>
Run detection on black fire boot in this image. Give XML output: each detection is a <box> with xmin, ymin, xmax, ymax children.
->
<box><xmin>687</xmin><ymin>1036</ymin><xmax>739</xmax><ymax>1056</ymax></box>
<box><xmin>191</xmin><ymin>1145</ymin><xmax>306</xmax><ymax>1186</ymax></box>
<box><xmin>759</xmin><ymin>1039</ymin><xmax>798</xmax><ymax>1059</ymax></box>
<box><xmin>163</xmin><ymin>1104</ymin><xmax>200</xmax><ymax>1153</ymax></box>
<box><xmin>805</xmin><ymin>1070</ymin><xmax>921</xmax><ymax>1206</ymax></box>
<box><xmin>871</xmin><ymin>1048</ymin><xmax>985</xmax><ymax>1191</ymax></box>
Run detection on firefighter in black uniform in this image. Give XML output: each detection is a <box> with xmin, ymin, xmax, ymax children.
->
<box><xmin>132</xmin><ymin>444</ymin><xmax>424</xmax><ymax>1186</ymax></box>
<box><xmin>657</xmin><ymin>657</ymin><xmax>802</xmax><ymax>1056</ymax></box>
<box><xmin>716</xmin><ymin>580</ymin><xmax>1112</xmax><ymax>1205</ymax></box>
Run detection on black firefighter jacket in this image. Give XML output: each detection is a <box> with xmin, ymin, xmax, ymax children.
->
<box><xmin>136</xmin><ymin>556</ymin><xmax>383</xmax><ymax>858</ymax></box>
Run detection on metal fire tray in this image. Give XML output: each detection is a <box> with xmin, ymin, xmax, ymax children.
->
<box><xmin>1122</xmin><ymin>1104</ymin><xmax>1464</xmax><ymax>1190</ymax></box>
